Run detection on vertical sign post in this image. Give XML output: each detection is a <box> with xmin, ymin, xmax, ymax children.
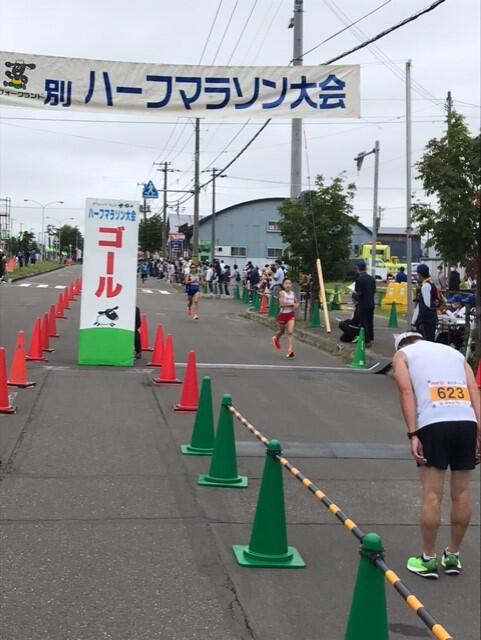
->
<box><xmin>79</xmin><ymin>198</ymin><xmax>139</xmax><ymax>366</ymax></box>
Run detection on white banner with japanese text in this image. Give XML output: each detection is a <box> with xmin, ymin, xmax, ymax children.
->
<box><xmin>0</xmin><ymin>51</ymin><xmax>360</xmax><ymax>118</ymax></box>
<box><xmin>79</xmin><ymin>198</ymin><xmax>139</xmax><ymax>366</ymax></box>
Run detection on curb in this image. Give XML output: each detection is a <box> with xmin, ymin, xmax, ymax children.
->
<box><xmin>240</xmin><ymin>310</ymin><xmax>390</xmax><ymax>368</ymax></box>
<box><xmin>8</xmin><ymin>264</ymin><xmax>68</xmax><ymax>283</ymax></box>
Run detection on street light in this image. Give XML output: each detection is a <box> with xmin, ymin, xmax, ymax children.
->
<box><xmin>23</xmin><ymin>199</ymin><xmax>64</xmax><ymax>261</ymax></box>
<box><xmin>46</xmin><ymin>216</ymin><xmax>74</xmax><ymax>260</ymax></box>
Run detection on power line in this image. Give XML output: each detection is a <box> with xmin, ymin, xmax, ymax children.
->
<box><xmin>211</xmin><ymin>0</ymin><xmax>240</xmax><ymax>64</ymax></box>
<box><xmin>198</xmin><ymin>0</ymin><xmax>225</xmax><ymax>64</ymax></box>
<box><xmin>298</xmin><ymin>0</ymin><xmax>394</xmax><ymax>61</ymax></box>
<box><xmin>324</xmin><ymin>0</ymin><xmax>447</xmax><ymax>65</ymax></box>
<box><xmin>226</xmin><ymin>0</ymin><xmax>259</xmax><ymax>64</ymax></box>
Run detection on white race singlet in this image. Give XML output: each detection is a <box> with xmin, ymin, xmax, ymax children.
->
<box><xmin>279</xmin><ymin>290</ymin><xmax>295</xmax><ymax>313</ymax></box>
<box><xmin>401</xmin><ymin>341</ymin><xmax>476</xmax><ymax>429</ymax></box>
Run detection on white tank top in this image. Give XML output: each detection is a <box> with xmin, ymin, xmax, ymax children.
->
<box><xmin>400</xmin><ymin>341</ymin><xmax>476</xmax><ymax>429</ymax></box>
<box><xmin>279</xmin><ymin>290</ymin><xmax>295</xmax><ymax>313</ymax></box>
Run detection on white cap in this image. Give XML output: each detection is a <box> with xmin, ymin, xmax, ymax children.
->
<box><xmin>394</xmin><ymin>332</ymin><xmax>423</xmax><ymax>351</ymax></box>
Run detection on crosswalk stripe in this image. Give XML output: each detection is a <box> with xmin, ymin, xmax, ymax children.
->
<box><xmin>141</xmin><ymin>288</ymin><xmax>153</xmax><ymax>293</ymax></box>
<box><xmin>18</xmin><ymin>283</ymin><xmax>32</xmax><ymax>287</ymax></box>
<box><xmin>37</xmin><ymin>284</ymin><xmax>49</xmax><ymax>288</ymax></box>
<box><xmin>159</xmin><ymin>290</ymin><xmax>170</xmax><ymax>295</ymax></box>
<box><xmin>54</xmin><ymin>285</ymin><xmax>67</xmax><ymax>289</ymax></box>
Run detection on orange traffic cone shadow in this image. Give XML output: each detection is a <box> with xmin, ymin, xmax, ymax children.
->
<box><xmin>8</xmin><ymin>331</ymin><xmax>36</xmax><ymax>388</ymax></box>
<box><xmin>56</xmin><ymin>293</ymin><xmax>67</xmax><ymax>319</ymax></box>
<box><xmin>48</xmin><ymin>304</ymin><xmax>59</xmax><ymax>338</ymax></box>
<box><xmin>174</xmin><ymin>350</ymin><xmax>199</xmax><ymax>412</ymax></box>
<box><xmin>26</xmin><ymin>317</ymin><xmax>47</xmax><ymax>362</ymax></box>
<box><xmin>153</xmin><ymin>334</ymin><xmax>181</xmax><ymax>384</ymax></box>
<box><xmin>42</xmin><ymin>313</ymin><xmax>54</xmax><ymax>353</ymax></box>
<box><xmin>140</xmin><ymin>314</ymin><xmax>153</xmax><ymax>352</ymax></box>
<box><xmin>0</xmin><ymin>347</ymin><xmax>16</xmax><ymax>414</ymax></box>
<box><xmin>148</xmin><ymin>324</ymin><xmax>164</xmax><ymax>367</ymax></box>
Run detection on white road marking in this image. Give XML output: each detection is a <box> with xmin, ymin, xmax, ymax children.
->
<box><xmin>37</xmin><ymin>284</ymin><xmax>49</xmax><ymax>288</ymax></box>
<box><xmin>159</xmin><ymin>290</ymin><xmax>170</xmax><ymax>295</ymax></box>
<box><xmin>136</xmin><ymin>288</ymin><xmax>171</xmax><ymax>295</ymax></box>
<box><xmin>18</xmin><ymin>283</ymin><xmax>32</xmax><ymax>287</ymax></box>
<box><xmin>54</xmin><ymin>285</ymin><xmax>67</xmax><ymax>289</ymax></box>
<box><xmin>141</xmin><ymin>288</ymin><xmax>153</xmax><ymax>293</ymax></box>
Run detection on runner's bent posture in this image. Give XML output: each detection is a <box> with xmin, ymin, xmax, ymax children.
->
<box><xmin>185</xmin><ymin>264</ymin><xmax>201</xmax><ymax>320</ymax></box>
<box><xmin>392</xmin><ymin>332</ymin><xmax>480</xmax><ymax>579</ymax></box>
<box><xmin>272</xmin><ymin>279</ymin><xmax>298</xmax><ymax>358</ymax></box>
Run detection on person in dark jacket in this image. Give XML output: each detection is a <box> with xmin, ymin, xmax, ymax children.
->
<box><xmin>395</xmin><ymin>266</ymin><xmax>408</xmax><ymax>283</ymax></box>
<box><xmin>353</xmin><ymin>260</ymin><xmax>376</xmax><ymax>345</ymax></box>
<box><xmin>134</xmin><ymin>306</ymin><xmax>142</xmax><ymax>359</ymax></box>
<box><xmin>339</xmin><ymin>303</ymin><xmax>361</xmax><ymax>342</ymax></box>
<box><xmin>412</xmin><ymin>264</ymin><xmax>438</xmax><ymax>341</ymax></box>
<box><xmin>448</xmin><ymin>266</ymin><xmax>461</xmax><ymax>294</ymax></box>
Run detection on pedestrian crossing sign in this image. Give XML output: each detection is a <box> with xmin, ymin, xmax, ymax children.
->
<box><xmin>142</xmin><ymin>180</ymin><xmax>159</xmax><ymax>199</ymax></box>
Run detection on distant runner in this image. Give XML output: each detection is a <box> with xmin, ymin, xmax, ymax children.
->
<box><xmin>272</xmin><ymin>279</ymin><xmax>298</xmax><ymax>358</ymax></box>
<box><xmin>185</xmin><ymin>263</ymin><xmax>200</xmax><ymax>320</ymax></box>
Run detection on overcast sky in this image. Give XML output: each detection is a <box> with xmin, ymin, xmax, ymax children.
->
<box><xmin>0</xmin><ymin>0</ymin><xmax>479</xmax><ymax>239</ymax></box>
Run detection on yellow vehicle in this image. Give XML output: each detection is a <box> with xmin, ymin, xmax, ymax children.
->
<box><xmin>360</xmin><ymin>243</ymin><xmax>406</xmax><ymax>279</ymax></box>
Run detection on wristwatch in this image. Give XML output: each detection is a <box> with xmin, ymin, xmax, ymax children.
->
<box><xmin>407</xmin><ymin>431</ymin><xmax>417</xmax><ymax>439</ymax></box>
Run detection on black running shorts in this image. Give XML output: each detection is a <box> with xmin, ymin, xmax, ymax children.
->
<box><xmin>417</xmin><ymin>421</ymin><xmax>477</xmax><ymax>471</ymax></box>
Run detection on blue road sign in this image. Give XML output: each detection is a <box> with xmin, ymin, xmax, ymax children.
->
<box><xmin>142</xmin><ymin>180</ymin><xmax>159</xmax><ymax>199</ymax></box>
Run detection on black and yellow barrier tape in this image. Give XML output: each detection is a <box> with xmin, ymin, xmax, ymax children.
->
<box><xmin>228</xmin><ymin>404</ymin><xmax>453</xmax><ymax>640</ymax></box>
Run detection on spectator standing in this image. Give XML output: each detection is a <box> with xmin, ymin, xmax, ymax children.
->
<box><xmin>448</xmin><ymin>266</ymin><xmax>461</xmax><ymax>294</ymax></box>
<box><xmin>413</xmin><ymin>264</ymin><xmax>438</xmax><ymax>342</ymax></box>
<box><xmin>353</xmin><ymin>259</ymin><xmax>376</xmax><ymax>345</ymax></box>
<box><xmin>395</xmin><ymin>266</ymin><xmax>408</xmax><ymax>283</ymax></box>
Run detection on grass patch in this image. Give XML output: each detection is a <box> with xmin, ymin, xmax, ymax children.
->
<box><xmin>9</xmin><ymin>261</ymin><xmax>64</xmax><ymax>279</ymax></box>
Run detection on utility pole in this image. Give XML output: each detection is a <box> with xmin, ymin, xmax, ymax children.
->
<box><xmin>202</xmin><ymin>168</ymin><xmax>227</xmax><ymax>263</ymax></box>
<box><xmin>192</xmin><ymin>118</ymin><xmax>201</xmax><ymax>261</ymax></box>
<box><xmin>406</xmin><ymin>60</ymin><xmax>414</xmax><ymax>326</ymax></box>
<box><xmin>354</xmin><ymin>141</ymin><xmax>380</xmax><ymax>278</ymax></box>
<box><xmin>290</xmin><ymin>0</ymin><xmax>303</xmax><ymax>199</ymax></box>
<box><xmin>154</xmin><ymin>161</ymin><xmax>180</xmax><ymax>258</ymax></box>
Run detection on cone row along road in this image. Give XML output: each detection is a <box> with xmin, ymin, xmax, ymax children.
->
<box><xmin>0</xmin><ymin>266</ymin><xmax>478</xmax><ymax>640</ymax></box>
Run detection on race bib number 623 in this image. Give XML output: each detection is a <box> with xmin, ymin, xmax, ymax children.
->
<box><xmin>429</xmin><ymin>385</ymin><xmax>471</xmax><ymax>403</ymax></box>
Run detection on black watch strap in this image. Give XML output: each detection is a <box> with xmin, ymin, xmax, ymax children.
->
<box><xmin>407</xmin><ymin>431</ymin><xmax>417</xmax><ymax>440</ymax></box>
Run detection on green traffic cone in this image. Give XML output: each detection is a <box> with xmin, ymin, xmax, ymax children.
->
<box><xmin>376</xmin><ymin>290</ymin><xmax>384</xmax><ymax>307</ymax></box>
<box><xmin>310</xmin><ymin>299</ymin><xmax>321</xmax><ymax>327</ymax></box>
<box><xmin>331</xmin><ymin>285</ymin><xmax>342</xmax><ymax>310</ymax></box>
<box><xmin>249</xmin><ymin>290</ymin><xmax>258</xmax><ymax>311</ymax></box>
<box><xmin>349</xmin><ymin>328</ymin><xmax>366</xmax><ymax>368</ymax></box>
<box><xmin>181</xmin><ymin>377</ymin><xmax>215</xmax><ymax>456</ymax></box>
<box><xmin>242</xmin><ymin>286</ymin><xmax>249</xmax><ymax>304</ymax></box>
<box><xmin>253</xmin><ymin>290</ymin><xmax>261</xmax><ymax>312</ymax></box>
<box><xmin>344</xmin><ymin>533</ymin><xmax>388</xmax><ymax>640</ymax></box>
<box><xmin>213</xmin><ymin>281</ymin><xmax>219</xmax><ymax>295</ymax></box>
<box><xmin>268</xmin><ymin>294</ymin><xmax>278</xmax><ymax>317</ymax></box>
<box><xmin>388</xmin><ymin>302</ymin><xmax>398</xmax><ymax>328</ymax></box>
<box><xmin>232</xmin><ymin>439</ymin><xmax>305</xmax><ymax>568</ymax></box>
<box><xmin>234</xmin><ymin>284</ymin><xmax>240</xmax><ymax>300</ymax></box>
<box><xmin>198</xmin><ymin>394</ymin><xmax>248</xmax><ymax>488</ymax></box>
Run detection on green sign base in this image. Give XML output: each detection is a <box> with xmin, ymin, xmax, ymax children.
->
<box><xmin>78</xmin><ymin>327</ymin><xmax>134</xmax><ymax>366</ymax></box>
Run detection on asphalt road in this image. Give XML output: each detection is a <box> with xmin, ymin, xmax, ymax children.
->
<box><xmin>0</xmin><ymin>267</ymin><xmax>479</xmax><ymax>640</ymax></box>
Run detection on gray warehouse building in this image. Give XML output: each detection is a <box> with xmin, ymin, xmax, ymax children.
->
<box><xmin>185</xmin><ymin>197</ymin><xmax>420</xmax><ymax>268</ymax></box>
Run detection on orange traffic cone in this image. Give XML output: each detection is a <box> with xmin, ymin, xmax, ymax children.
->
<box><xmin>78</xmin><ymin>277</ymin><xmax>82</xmax><ymax>291</ymax></box>
<box><xmin>68</xmin><ymin>283</ymin><xmax>75</xmax><ymax>301</ymax></box>
<box><xmin>56</xmin><ymin>293</ymin><xmax>67</xmax><ymax>319</ymax></box>
<box><xmin>26</xmin><ymin>317</ymin><xmax>47</xmax><ymax>362</ymax></box>
<box><xmin>42</xmin><ymin>313</ymin><xmax>54</xmax><ymax>352</ymax></box>
<box><xmin>174</xmin><ymin>350</ymin><xmax>199</xmax><ymax>411</ymax></box>
<box><xmin>72</xmin><ymin>281</ymin><xmax>79</xmax><ymax>298</ymax></box>
<box><xmin>153</xmin><ymin>334</ymin><xmax>181</xmax><ymax>384</ymax></box>
<box><xmin>476</xmin><ymin>360</ymin><xmax>481</xmax><ymax>389</ymax></box>
<box><xmin>147</xmin><ymin>324</ymin><xmax>164</xmax><ymax>367</ymax></box>
<box><xmin>140</xmin><ymin>314</ymin><xmax>153</xmax><ymax>352</ymax></box>
<box><xmin>48</xmin><ymin>304</ymin><xmax>59</xmax><ymax>338</ymax></box>
<box><xmin>8</xmin><ymin>331</ymin><xmax>35</xmax><ymax>388</ymax></box>
<box><xmin>259</xmin><ymin>293</ymin><xmax>268</xmax><ymax>315</ymax></box>
<box><xmin>0</xmin><ymin>347</ymin><xmax>16</xmax><ymax>414</ymax></box>
<box><xmin>63</xmin><ymin>290</ymin><xmax>71</xmax><ymax>310</ymax></box>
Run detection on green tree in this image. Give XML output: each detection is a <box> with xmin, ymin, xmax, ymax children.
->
<box><xmin>54</xmin><ymin>225</ymin><xmax>83</xmax><ymax>253</ymax></box>
<box><xmin>412</xmin><ymin>108</ymin><xmax>480</xmax><ymax>360</ymax></box>
<box><xmin>278</xmin><ymin>174</ymin><xmax>356</xmax><ymax>280</ymax></box>
<box><xmin>139</xmin><ymin>214</ymin><xmax>164</xmax><ymax>253</ymax></box>
<box><xmin>9</xmin><ymin>231</ymin><xmax>38</xmax><ymax>255</ymax></box>
<box><xmin>412</xmin><ymin>109</ymin><xmax>480</xmax><ymax>265</ymax></box>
